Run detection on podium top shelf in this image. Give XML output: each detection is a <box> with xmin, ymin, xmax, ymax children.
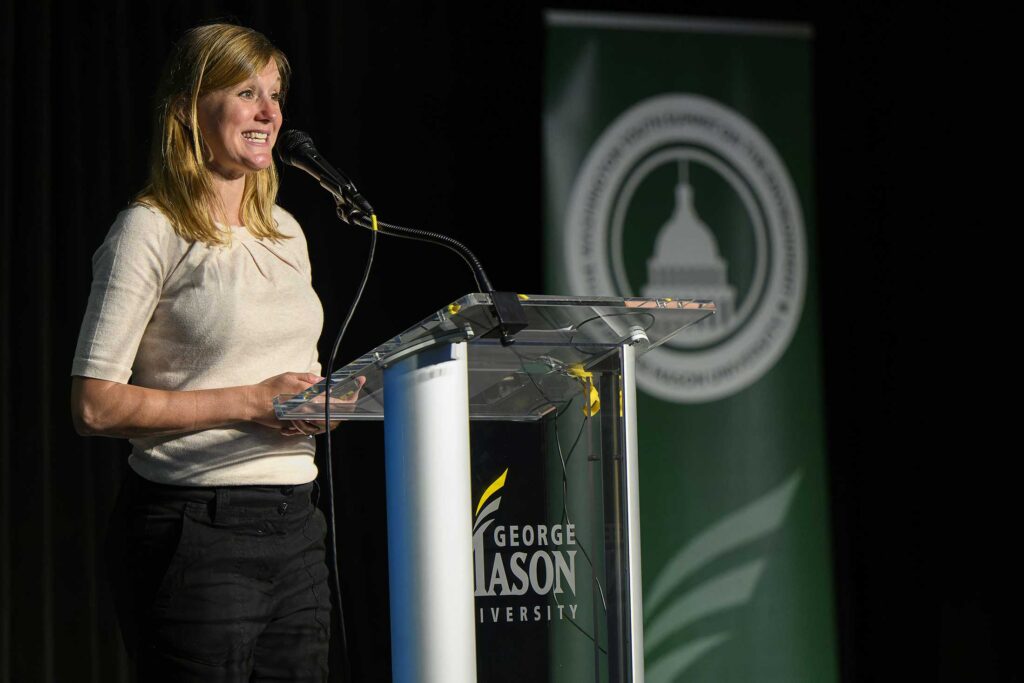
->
<box><xmin>275</xmin><ymin>293</ymin><xmax>714</xmax><ymax>422</ymax></box>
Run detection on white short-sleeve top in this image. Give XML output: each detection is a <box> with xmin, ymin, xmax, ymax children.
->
<box><xmin>72</xmin><ymin>204</ymin><xmax>324</xmax><ymax>486</ymax></box>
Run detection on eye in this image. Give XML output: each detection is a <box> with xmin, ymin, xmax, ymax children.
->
<box><xmin>271</xmin><ymin>92</ymin><xmax>282</xmax><ymax>102</ymax></box>
<box><xmin>238</xmin><ymin>89</ymin><xmax>255</xmax><ymax>99</ymax></box>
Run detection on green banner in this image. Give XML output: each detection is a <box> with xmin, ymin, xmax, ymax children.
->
<box><xmin>543</xmin><ymin>13</ymin><xmax>838</xmax><ymax>682</ymax></box>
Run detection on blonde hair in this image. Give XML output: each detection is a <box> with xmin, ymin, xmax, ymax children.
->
<box><xmin>136</xmin><ymin>23</ymin><xmax>292</xmax><ymax>245</ymax></box>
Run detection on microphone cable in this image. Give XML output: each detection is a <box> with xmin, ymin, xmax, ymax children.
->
<box><xmin>321</xmin><ymin>214</ymin><xmax>379</xmax><ymax>683</ymax></box>
<box><xmin>278</xmin><ymin>129</ymin><xmax>523</xmax><ymax>678</ymax></box>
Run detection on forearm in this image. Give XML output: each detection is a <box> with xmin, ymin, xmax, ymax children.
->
<box><xmin>71</xmin><ymin>376</ymin><xmax>256</xmax><ymax>439</ymax></box>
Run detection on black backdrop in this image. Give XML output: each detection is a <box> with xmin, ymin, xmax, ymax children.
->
<box><xmin>0</xmin><ymin>1</ymin><xmax>971</xmax><ymax>681</ymax></box>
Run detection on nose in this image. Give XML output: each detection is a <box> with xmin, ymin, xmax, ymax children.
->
<box><xmin>256</xmin><ymin>94</ymin><xmax>280</xmax><ymax>122</ymax></box>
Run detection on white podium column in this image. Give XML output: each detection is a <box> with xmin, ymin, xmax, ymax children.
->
<box><xmin>622</xmin><ymin>343</ymin><xmax>645</xmax><ymax>682</ymax></box>
<box><xmin>383</xmin><ymin>342</ymin><xmax>477</xmax><ymax>683</ymax></box>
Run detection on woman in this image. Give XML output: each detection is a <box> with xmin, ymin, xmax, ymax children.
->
<box><xmin>71</xmin><ymin>23</ymin><xmax>338</xmax><ymax>681</ymax></box>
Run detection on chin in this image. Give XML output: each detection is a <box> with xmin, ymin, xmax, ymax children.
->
<box><xmin>245</xmin><ymin>158</ymin><xmax>274</xmax><ymax>173</ymax></box>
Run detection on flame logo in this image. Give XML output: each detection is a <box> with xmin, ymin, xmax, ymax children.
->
<box><xmin>643</xmin><ymin>472</ymin><xmax>801</xmax><ymax>681</ymax></box>
<box><xmin>474</xmin><ymin>468</ymin><xmax>509</xmax><ymax>532</ymax></box>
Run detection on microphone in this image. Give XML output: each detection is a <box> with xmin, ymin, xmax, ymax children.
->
<box><xmin>276</xmin><ymin>130</ymin><xmax>375</xmax><ymax>220</ymax></box>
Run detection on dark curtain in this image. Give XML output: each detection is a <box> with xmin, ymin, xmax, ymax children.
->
<box><xmin>0</xmin><ymin>0</ymin><xmax>963</xmax><ymax>681</ymax></box>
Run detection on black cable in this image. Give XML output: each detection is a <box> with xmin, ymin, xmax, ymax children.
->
<box><xmin>552</xmin><ymin>591</ymin><xmax>608</xmax><ymax>655</ymax></box>
<box><xmin>277</xmin><ymin>142</ymin><xmax>503</xmax><ymax>677</ymax></box>
<box><xmin>285</xmin><ymin>153</ymin><xmax>524</xmax><ymax>672</ymax></box>
<box><xmin>512</xmin><ymin>352</ymin><xmax>609</xmax><ymax>649</ymax></box>
<box><xmin>554</xmin><ymin>408</ymin><xmax>607</xmax><ymax>606</ymax></box>
<box><xmin>321</xmin><ymin>223</ymin><xmax>378</xmax><ymax>683</ymax></box>
<box><xmin>512</xmin><ymin>354</ymin><xmax>600</xmax><ymax>568</ymax></box>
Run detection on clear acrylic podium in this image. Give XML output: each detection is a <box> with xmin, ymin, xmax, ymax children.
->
<box><xmin>275</xmin><ymin>293</ymin><xmax>714</xmax><ymax>683</ymax></box>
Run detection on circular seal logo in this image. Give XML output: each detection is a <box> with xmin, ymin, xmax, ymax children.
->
<box><xmin>563</xmin><ymin>94</ymin><xmax>806</xmax><ymax>402</ymax></box>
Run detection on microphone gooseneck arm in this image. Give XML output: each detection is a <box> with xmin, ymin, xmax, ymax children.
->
<box><xmin>349</xmin><ymin>215</ymin><xmax>526</xmax><ymax>345</ymax></box>
<box><xmin>277</xmin><ymin>129</ymin><xmax>527</xmax><ymax>343</ymax></box>
<box><xmin>350</xmin><ymin>214</ymin><xmax>493</xmax><ymax>293</ymax></box>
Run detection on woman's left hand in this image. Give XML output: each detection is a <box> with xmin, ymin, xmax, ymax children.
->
<box><xmin>280</xmin><ymin>420</ymin><xmax>328</xmax><ymax>437</ymax></box>
<box><xmin>280</xmin><ymin>376</ymin><xmax>365</xmax><ymax>437</ymax></box>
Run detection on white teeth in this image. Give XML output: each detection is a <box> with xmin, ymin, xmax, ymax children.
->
<box><xmin>242</xmin><ymin>132</ymin><xmax>269</xmax><ymax>141</ymax></box>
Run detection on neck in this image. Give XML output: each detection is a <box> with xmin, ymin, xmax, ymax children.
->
<box><xmin>208</xmin><ymin>168</ymin><xmax>247</xmax><ymax>226</ymax></box>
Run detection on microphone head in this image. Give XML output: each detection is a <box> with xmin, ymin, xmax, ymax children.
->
<box><xmin>276</xmin><ymin>129</ymin><xmax>316</xmax><ymax>166</ymax></box>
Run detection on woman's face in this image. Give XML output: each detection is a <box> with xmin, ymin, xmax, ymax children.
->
<box><xmin>196</xmin><ymin>59</ymin><xmax>282</xmax><ymax>180</ymax></box>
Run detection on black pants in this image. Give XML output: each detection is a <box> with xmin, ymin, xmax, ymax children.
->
<box><xmin>109</xmin><ymin>470</ymin><xmax>332</xmax><ymax>682</ymax></box>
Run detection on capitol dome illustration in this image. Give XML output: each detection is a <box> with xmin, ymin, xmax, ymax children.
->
<box><xmin>641</xmin><ymin>166</ymin><xmax>736</xmax><ymax>340</ymax></box>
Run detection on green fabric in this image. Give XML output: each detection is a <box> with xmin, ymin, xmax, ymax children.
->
<box><xmin>543</xmin><ymin>14</ymin><xmax>838</xmax><ymax>682</ymax></box>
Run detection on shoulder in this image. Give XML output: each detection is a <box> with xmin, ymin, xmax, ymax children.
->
<box><xmin>272</xmin><ymin>205</ymin><xmax>304</xmax><ymax>238</ymax></box>
<box><xmin>271</xmin><ymin>205</ymin><xmax>314</xmax><ymax>272</ymax></box>
<box><xmin>106</xmin><ymin>203</ymin><xmax>180</xmax><ymax>246</ymax></box>
<box><xmin>94</xmin><ymin>203</ymin><xmax>189</xmax><ymax>273</ymax></box>
<box><xmin>118</xmin><ymin>202</ymin><xmax>172</xmax><ymax>228</ymax></box>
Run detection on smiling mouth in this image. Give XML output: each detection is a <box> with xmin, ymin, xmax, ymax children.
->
<box><xmin>242</xmin><ymin>131</ymin><xmax>270</xmax><ymax>144</ymax></box>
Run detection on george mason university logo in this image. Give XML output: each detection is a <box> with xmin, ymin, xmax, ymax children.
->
<box><xmin>472</xmin><ymin>469</ymin><xmax>580</xmax><ymax>624</ymax></box>
<box><xmin>563</xmin><ymin>94</ymin><xmax>807</xmax><ymax>403</ymax></box>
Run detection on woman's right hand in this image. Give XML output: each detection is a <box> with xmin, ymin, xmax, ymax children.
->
<box><xmin>247</xmin><ymin>372</ymin><xmax>324</xmax><ymax>428</ymax></box>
